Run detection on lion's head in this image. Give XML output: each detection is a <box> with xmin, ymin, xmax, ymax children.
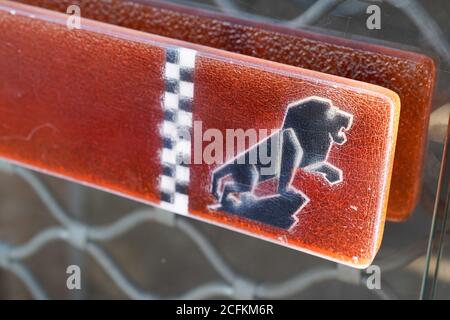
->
<box><xmin>326</xmin><ymin>106</ymin><xmax>353</xmax><ymax>145</ymax></box>
<box><xmin>282</xmin><ymin>97</ymin><xmax>353</xmax><ymax>166</ymax></box>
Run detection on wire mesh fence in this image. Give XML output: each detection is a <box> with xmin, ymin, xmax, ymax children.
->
<box><xmin>0</xmin><ymin>161</ymin><xmax>406</xmax><ymax>299</ymax></box>
<box><xmin>0</xmin><ymin>0</ymin><xmax>449</xmax><ymax>299</ymax></box>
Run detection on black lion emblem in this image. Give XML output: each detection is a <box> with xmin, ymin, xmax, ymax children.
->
<box><xmin>209</xmin><ymin>97</ymin><xmax>353</xmax><ymax>229</ymax></box>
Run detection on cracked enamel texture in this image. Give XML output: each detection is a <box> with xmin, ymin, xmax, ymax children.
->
<box><xmin>0</xmin><ymin>1</ymin><xmax>399</xmax><ymax>266</ymax></box>
<box><xmin>190</xmin><ymin>55</ymin><xmax>399</xmax><ymax>266</ymax></box>
<box><xmin>14</xmin><ymin>0</ymin><xmax>436</xmax><ymax>220</ymax></box>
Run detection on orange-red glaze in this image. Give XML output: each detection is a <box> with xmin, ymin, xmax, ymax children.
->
<box><xmin>14</xmin><ymin>0</ymin><xmax>436</xmax><ymax>221</ymax></box>
<box><xmin>190</xmin><ymin>55</ymin><xmax>399</xmax><ymax>266</ymax></box>
<box><xmin>0</xmin><ymin>3</ymin><xmax>165</xmax><ymax>204</ymax></box>
<box><xmin>0</xmin><ymin>1</ymin><xmax>399</xmax><ymax>266</ymax></box>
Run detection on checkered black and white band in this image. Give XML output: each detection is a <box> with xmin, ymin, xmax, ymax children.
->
<box><xmin>159</xmin><ymin>47</ymin><xmax>196</xmax><ymax>214</ymax></box>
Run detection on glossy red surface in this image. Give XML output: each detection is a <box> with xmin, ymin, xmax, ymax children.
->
<box><xmin>190</xmin><ymin>55</ymin><xmax>399</xmax><ymax>266</ymax></box>
<box><xmin>14</xmin><ymin>0</ymin><xmax>436</xmax><ymax>221</ymax></box>
<box><xmin>0</xmin><ymin>3</ymin><xmax>165</xmax><ymax>203</ymax></box>
<box><xmin>0</xmin><ymin>1</ymin><xmax>399</xmax><ymax>266</ymax></box>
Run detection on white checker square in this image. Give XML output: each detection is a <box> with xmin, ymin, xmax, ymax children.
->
<box><xmin>178</xmin><ymin>48</ymin><xmax>196</xmax><ymax>68</ymax></box>
<box><xmin>160</xmin><ymin>175</ymin><xmax>175</xmax><ymax>193</ymax></box>
<box><xmin>164</xmin><ymin>92</ymin><xmax>179</xmax><ymax>110</ymax></box>
<box><xmin>164</xmin><ymin>62</ymin><xmax>180</xmax><ymax>80</ymax></box>
<box><xmin>176</xmin><ymin>165</ymin><xmax>190</xmax><ymax>183</ymax></box>
<box><xmin>177</xmin><ymin>110</ymin><xmax>193</xmax><ymax>127</ymax></box>
<box><xmin>179</xmin><ymin>81</ymin><xmax>194</xmax><ymax>98</ymax></box>
<box><xmin>173</xmin><ymin>193</ymin><xmax>189</xmax><ymax>212</ymax></box>
<box><xmin>162</xmin><ymin>121</ymin><xmax>177</xmax><ymax>138</ymax></box>
<box><xmin>162</xmin><ymin>147</ymin><xmax>176</xmax><ymax>164</ymax></box>
<box><xmin>175</xmin><ymin>139</ymin><xmax>191</xmax><ymax>156</ymax></box>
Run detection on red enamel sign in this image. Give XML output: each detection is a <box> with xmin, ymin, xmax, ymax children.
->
<box><xmin>0</xmin><ymin>1</ymin><xmax>400</xmax><ymax>267</ymax></box>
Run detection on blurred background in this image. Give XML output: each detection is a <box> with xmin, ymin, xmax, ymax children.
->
<box><xmin>0</xmin><ymin>0</ymin><xmax>449</xmax><ymax>299</ymax></box>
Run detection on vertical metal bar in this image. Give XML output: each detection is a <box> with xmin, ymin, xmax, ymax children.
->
<box><xmin>421</xmin><ymin>117</ymin><xmax>450</xmax><ymax>299</ymax></box>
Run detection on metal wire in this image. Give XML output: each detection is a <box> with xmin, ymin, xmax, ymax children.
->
<box><xmin>385</xmin><ymin>0</ymin><xmax>450</xmax><ymax>65</ymax></box>
<box><xmin>0</xmin><ymin>162</ymin><xmax>399</xmax><ymax>299</ymax></box>
<box><xmin>287</xmin><ymin>0</ymin><xmax>346</xmax><ymax>28</ymax></box>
